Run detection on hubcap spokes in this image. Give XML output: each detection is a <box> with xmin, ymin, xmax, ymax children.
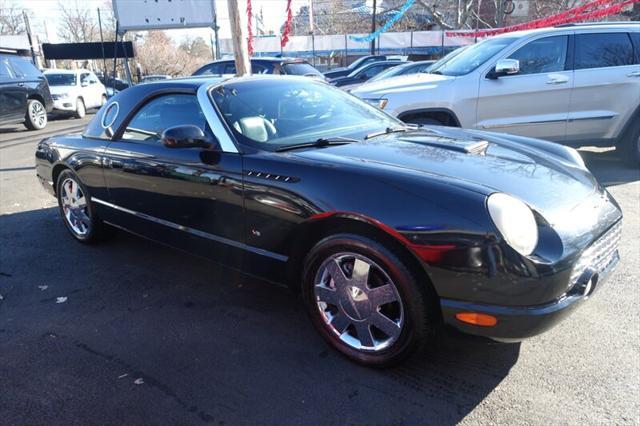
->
<box><xmin>60</xmin><ymin>178</ymin><xmax>90</xmax><ymax>236</ymax></box>
<box><xmin>314</xmin><ymin>253</ymin><xmax>403</xmax><ymax>352</ymax></box>
<box><xmin>30</xmin><ymin>102</ymin><xmax>46</xmax><ymax>127</ymax></box>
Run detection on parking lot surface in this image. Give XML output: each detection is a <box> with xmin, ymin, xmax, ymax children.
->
<box><xmin>0</xmin><ymin>119</ymin><xmax>638</xmax><ymax>425</ymax></box>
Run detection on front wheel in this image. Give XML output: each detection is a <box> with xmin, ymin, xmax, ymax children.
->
<box><xmin>75</xmin><ymin>98</ymin><xmax>85</xmax><ymax>119</ymax></box>
<box><xmin>24</xmin><ymin>99</ymin><xmax>47</xmax><ymax>130</ymax></box>
<box><xmin>617</xmin><ymin>120</ymin><xmax>640</xmax><ymax>167</ymax></box>
<box><xmin>100</xmin><ymin>94</ymin><xmax>107</xmax><ymax>106</ymax></box>
<box><xmin>302</xmin><ymin>234</ymin><xmax>438</xmax><ymax>367</ymax></box>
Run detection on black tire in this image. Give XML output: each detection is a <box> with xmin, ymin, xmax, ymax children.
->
<box><xmin>24</xmin><ymin>99</ymin><xmax>48</xmax><ymax>130</ymax></box>
<box><xmin>617</xmin><ymin>120</ymin><xmax>640</xmax><ymax>167</ymax></box>
<box><xmin>302</xmin><ymin>233</ymin><xmax>438</xmax><ymax>367</ymax></box>
<box><xmin>56</xmin><ymin>170</ymin><xmax>110</xmax><ymax>243</ymax></box>
<box><xmin>100</xmin><ymin>94</ymin><xmax>107</xmax><ymax>107</ymax></box>
<box><xmin>74</xmin><ymin>98</ymin><xmax>86</xmax><ymax>119</ymax></box>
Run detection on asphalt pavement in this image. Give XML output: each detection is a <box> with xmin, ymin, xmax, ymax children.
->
<box><xmin>0</xmin><ymin>116</ymin><xmax>638</xmax><ymax>425</ymax></box>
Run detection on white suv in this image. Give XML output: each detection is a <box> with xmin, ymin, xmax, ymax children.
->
<box><xmin>43</xmin><ymin>69</ymin><xmax>107</xmax><ymax>118</ymax></box>
<box><xmin>352</xmin><ymin>23</ymin><xmax>640</xmax><ymax>165</ymax></box>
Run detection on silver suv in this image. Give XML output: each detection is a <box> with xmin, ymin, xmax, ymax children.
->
<box><xmin>352</xmin><ymin>23</ymin><xmax>640</xmax><ymax>165</ymax></box>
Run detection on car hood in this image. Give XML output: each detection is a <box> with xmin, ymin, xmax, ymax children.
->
<box><xmin>290</xmin><ymin>127</ymin><xmax>616</xmax><ymax>235</ymax></box>
<box><xmin>352</xmin><ymin>72</ymin><xmax>455</xmax><ymax>97</ymax></box>
<box><xmin>48</xmin><ymin>85</ymin><xmax>78</xmax><ymax>95</ymax></box>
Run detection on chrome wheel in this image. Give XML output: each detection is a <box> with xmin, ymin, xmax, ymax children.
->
<box><xmin>60</xmin><ymin>178</ymin><xmax>90</xmax><ymax>236</ymax></box>
<box><xmin>314</xmin><ymin>252</ymin><xmax>404</xmax><ymax>352</ymax></box>
<box><xmin>29</xmin><ymin>101</ymin><xmax>47</xmax><ymax>128</ymax></box>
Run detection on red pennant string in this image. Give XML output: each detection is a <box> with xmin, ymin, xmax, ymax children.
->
<box><xmin>247</xmin><ymin>0</ymin><xmax>254</xmax><ymax>56</ymax></box>
<box><xmin>281</xmin><ymin>0</ymin><xmax>293</xmax><ymax>48</ymax></box>
<box><xmin>447</xmin><ymin>0</ymin><xmax>640</xmax><ymax>38</ymax></box>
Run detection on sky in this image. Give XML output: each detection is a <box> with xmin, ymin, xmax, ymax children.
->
<box><xmin>17</xmin><ymin>0</ymin><xmax>309</xmax><ymax>45</ymax></box>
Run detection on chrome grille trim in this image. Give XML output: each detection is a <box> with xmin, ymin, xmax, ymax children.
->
<box><xmin>569</xmin><ymin>220</ymin><xmax>622</xmax><ymax>288</ymax></box>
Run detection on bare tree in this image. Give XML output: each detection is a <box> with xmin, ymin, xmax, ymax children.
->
<box><xmin>136</xmin><ymin>31</ymin><xmax>208</xmax><ymax>77</ymax></box>
<box><xmin>0</xmin><ymin>0</ymin><xmax>25</xmax><ymax>35</ymax></box>
<box><xmin>57</xmin><ymin>0</ymin><xmax>100</xmax><ymax>42</ymax></box>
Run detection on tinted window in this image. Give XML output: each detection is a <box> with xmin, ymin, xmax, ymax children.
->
<box><xmin>252</xmin><ymin>63</ymin><xmax>269</xmax><ymax>74</ymax></box>
<box><xmin>7</xmin><ymin>56</ymin><xmax>41</xmax><ymax>79</ymax></box>
<box><xmin>507</xmin><ymin>36</ymin><xmax>568</xmax><ymax>75</ymax></box>
<box><xmin>0</xmin><ymin>58</ymin><xmax>15</xmax><ymax>80</ymax></box>
<box><xmin>575</xmin><ymin>33</ymin><xmax>635</xmax><ymax>69</ymax></box>
<box><xmin>630</xmin><ymin>33</ymin><xmax>640</xmax><ymax>62</ymax></box>
<box><xmin>45</xmin><ymin>73</ymin><xmax>77</xmax><ymax>86</ymax></box>
<box><xmin>282</xmin><ymin>62</ymin><xmax>322</xmax><ymax>76</ymax></box>
<box><xmin>222</xmin><ymin>62</ymin><xmax>236</xmax><ymax>74</ymax></box>
<box><xmin>122</xmin><ymin>94</ymin><xmax>207</xmax><ymax>141</ymax></box>
<box><xmin>80</xmin><ymin>73</ymin><xmax>91</xmax><ymax>84</ymax></box>
<box><xmin>196</xmin><ymin>63</ymin><xmax>222</xmax><ymax>75</ymax></box>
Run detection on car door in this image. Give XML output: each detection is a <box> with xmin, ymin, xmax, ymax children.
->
<box><xmin>79</xmin><ymin>72</ymin><xmax>96</xmax><ymax>107</ymax></box>
<box><xmin>477</xmin><ymin>34</ymin><xmax>572</xmax><ymax>141</ymax></box>
<box><xmin>566</xmin><ymin>31</ymin><xmax>640</xmax><ymax>143</ymax></box>
<box><xmin>0</xmin><ymin>56</ymin><xmax>28</xmax><ymax>122</ymax></box>
<box><xmin>101</xmin><ymin>92</ymin><xmax>246</xmax><ymax>267</ymax></box>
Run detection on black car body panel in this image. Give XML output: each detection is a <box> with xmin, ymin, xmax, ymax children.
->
<box><xmin>323</xmin><ymin>55</ymin><xmax>388</xmax><ymax>79</ymax></box>
<box><xmin>0</xmin><ymin>53</ymin><xmax>53</xmax><ymax>126</ymax></box>
<box><xmin>35</xmin><ymin>76</ymin><xmax>622</xmax><ymax>341</ymax></box>
<box><xmin>330</xmin><ymin>61</ymin><xmax>406</xmax><ymax>87</ymax></box>
<box><xmin>192</xmin><ymin>58</ymin><xmax>323</xmax><ymax>79</ymax></box>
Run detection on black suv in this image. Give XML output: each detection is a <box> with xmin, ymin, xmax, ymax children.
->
<box><xmin>192</xmin><ymin>57</ymin><xmax>324</xmax><ymax>79</ymax></box>
<box><xmin>0</xmin><ymin>54</ymin><xmax>53</xmax><ymax>130</ymax></box>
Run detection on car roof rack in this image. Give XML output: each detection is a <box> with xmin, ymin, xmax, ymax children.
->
<box><xmin>555</xmin><ymin>21</ymin><xmax>639</xmax><ymax>28</ymax></box>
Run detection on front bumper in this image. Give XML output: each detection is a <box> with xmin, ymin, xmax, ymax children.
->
<box><xmin>52</xmin><ymin>99</ymin><xmax>76</xmax><ymax>113</ymax></box>
<box><xmin>441</xmin><ymin>235</ymin><xmax>620</xmax><ymax>341</ymax></box>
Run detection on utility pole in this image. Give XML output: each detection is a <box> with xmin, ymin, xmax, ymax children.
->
<box><xmin>370</xmin><ymin>0</ymin><xmax>377</xmax><ymax>55</ymax></box>
<box><xmin>227</xmin><ymin>0</ymin><xmax>251</xmax><ymax>76</ymax></box>
<box><xmin>22</xmin><ymin>11</ymin><xmax>37</xmax><ymax>65</ymax></box>
<box><xmin>212</xmin><ymin>0</ymin><xmax>221</xmax><ymax>59</ymax></box>
<box><xmin>97</xmin><ymin>8</ymin><xmax>108</xmax><ymax>78</ymax></box>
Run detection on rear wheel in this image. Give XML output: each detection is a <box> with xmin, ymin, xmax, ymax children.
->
<box><xmin>75</xmin><ymin>98</ymin><xmax>85</xmax><ymax>119</ymax></box>
<box><xmin>24</xmin><ymin>99</ymin><xmax>47</xmax><ymax>130</ymax></box>
<box><xmin>56</xmin><ymin>170</ymin><xmax>110</xmax><ymax>243</ymax></box>
<box><xmin>302</xmin><ymin>234</ymin><xmax>437</xmax><ymax>367</ymax></box>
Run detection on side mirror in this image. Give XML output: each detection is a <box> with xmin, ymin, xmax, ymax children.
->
<box><xmin>161</xmin><ymin>125</ymin><xmax>214</xmax><ymax>149</ymax></box>
<box><xmin>490</xmin><ymin>59</ymin><xmax>520</xmax><ymax>79</ymax></box>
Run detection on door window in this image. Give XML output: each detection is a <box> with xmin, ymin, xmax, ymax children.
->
<box><xmin>359</xmin><ymin>64</ymin><xmax>386</xmax><ymax>79</ymax></box>
<box><xmin>575</xmin><ymin>33</ymin><xmax>635</xmax><ymax>70</ymax></box>
<box><xmin>0</xmin><ymin>59</ymin><xmax>15</xmax><ymax>80</ymax></box>
<box><xmin>122</xmin><ymin>94</ymin><xmax>208</xmax><ymax>141</ymax></box>
<box><xmin>507</xmin><ymin>36</ymin><xmax>568</xmax><ymax>75</ymax></box>
<box><xmin>7</xmin><ymin>56</ymin><xmax>41</xmax><ymax>79</ymax></box>
<box><xmin>222</xmin><ymin>62</ymin><xmax>237</xmax><ymax>74</ymax></box>
<box><xmin>80</xmin><ymin>73</ymin><xmax>91</xmax><ymax>85</ymax></box>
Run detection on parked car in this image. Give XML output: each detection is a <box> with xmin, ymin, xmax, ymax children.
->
<box><xmin>192</xmin><ymin>58</ymin><xmax>324</xmax><ymax>79</ymax></box>
<box><xmin>330</xmin><ymin>60</ymin><xmax>406</xmax><ymax>90</ymax></box>
<box><xmin>36</xmin><ymin>76</ymin><xmax>622</xmax><ymax>366</ymax></box>
<box><xmin>97</xmin><ymin>75</ymin><xmax>131</xmax><ymax>97</ymax></box>
<box><xmin>353</xmin><ymin>23</ymin><xmax>640</xmax><ymax>165</ymax></box>
<box><xmin>366</xmin><ymin>60</ymin><xmax>436</xmax><ymax>83</ymax></box>
<box><xmin>44</xmin><ymin>69</ymin><xmax>107</xmax><ymax>118</ymax></box>
<box><xmin>323</xmin><ymin>55</ymin><xmax>388</xmax><ymax>79</ymax></box>
<box><xmin>0</xmin><ymin>53</ymin><xmax>53</xmax><ymax>130</ymax></box>
<box><xmin>140</xmin><ymin>74</ymin><xmax>171</xmax><ymax>83</ymax></box>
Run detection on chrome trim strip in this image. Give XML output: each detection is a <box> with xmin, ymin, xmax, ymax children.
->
<box><xmin>92</xmin><ymin>197</ymin><xmax>288</xmax><ymax>262</ymax></box>
<box><xmin>567</xmin><ymin>115</ymin><xmax>615</xmax><ymax>122</ymax></box>
<box><xmin>481</xmin><ymin>119</ymin><xmax>566</xmax><ymax>129</ymax></box>
<box><xmin>197</xmin><ymin>84</ymin><xmax>238</xmax><ymax>154</ymax></box>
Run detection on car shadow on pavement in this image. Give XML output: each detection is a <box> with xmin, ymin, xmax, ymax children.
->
<box><xmin>580</xmin><ymin>148</ymin><xmax>639</xmax><ymax>187</ymax></box>
<box><xmin>0</xmin><ymin>207</ymin><xmax>520</xmax><ymax>425</ymax></box>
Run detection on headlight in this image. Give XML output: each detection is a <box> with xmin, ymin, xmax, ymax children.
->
<box><xmin>487</xmin><ymin>193</ymin><xmax>538</xmax><ymax>256</ymax></box>
<box><xmin>58</xmin><ymin>93</ymin><xmax>70</xmax><ymax>99</ymax></box>
<box><xmin>363</xmin><ymin>98</ymin><xmax>388</xmax><ymax>109</ymax></box>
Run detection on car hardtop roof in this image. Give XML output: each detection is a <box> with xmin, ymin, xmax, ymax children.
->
<box><xmin>490</xmin><ymin>21</ymin><xmax>640</xmax><ymax>40</ymax></box>
<box><xmin>139</xmin><ymin>73</ymin><xmax>317</xmax><ymax>90</ymax></box>
<box><xmin>43</xmin><ymin>68</ymin><xmax>90</xmax><ymax>74</ymax></box>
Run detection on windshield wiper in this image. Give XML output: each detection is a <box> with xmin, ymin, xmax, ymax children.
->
<box><xmin>275</xmin><ymin>137</ymin><xmax>359</xmax><ymax>152</ymax></box>
<box><xmin>430</xmin><ymin>70</ymin><xmax>443</xmax><ymax>75</ymax></box>
<box><xmin>365</xmin><ymin>125</ymin><xmax>420</xmax><ymax>140</ymax></box>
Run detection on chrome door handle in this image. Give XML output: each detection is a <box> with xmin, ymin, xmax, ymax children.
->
<box><xmin>546</xmin><ymin>78</ymin><xmax>568</xmax><ymax>85</ymax></box>
<box><xmin>627</xmin><ymin>71</ymin><xmax>640</xmax><ymax>77</ymax></box>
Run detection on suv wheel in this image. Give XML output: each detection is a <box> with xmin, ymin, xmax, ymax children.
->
<box><xmin>75</xmin><ymin>98</ymin><xmax>86</xmax><ymax>119</ymax></box>
<box><xmin>302</xmin><ymin>234</ymin><xmax>438</xmax><ymax>367</ymax></box>
<box><xmin>24</xmin><ymin>99</ymin><xmax>47</xmax><ymax>130</ymax></box>
<box><xmin>617</xmin><ymin>120</ymin><xmax>640</xmax><ymax>167</ymax></box>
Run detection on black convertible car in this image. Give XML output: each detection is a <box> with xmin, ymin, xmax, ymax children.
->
<box><xmin>36</xmin><ymin>76</ymin><xmax>622</xmax><ymax>366</ymax></box>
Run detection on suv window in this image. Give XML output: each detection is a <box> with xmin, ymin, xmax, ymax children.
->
<box><xmin>222</xmin><ymin>62</ymin><xmax>236</xmax><ymax>74</ymax></box>
<box><xmin>575</xmin><ymin>33</ymin><xmax>635</xmax><ymax>70</ymax></box>
<box><xmin>80</xmin><ymin>73</ymin><xmax>91</xmax><ymax>85</ymax></box>
<box><xmin>0</xmin><ymin>58</ymin><xmax>15</xmax><ymax>80</ymax></box>
<box><xmin>7</xmin><ymin>56</ymin><xmax>41</xmax><ymax>79</ymax></box>
<box><xmin>507</xmin><ymin>36</ymin><xmax>568</xmax><ymax>75</ymax></box>
<box><xmin>630</xmin><ymin>33</ymin><xmax>640</xmax><ymax>62</ymax></box>
<box><xmin>122</xmin><ymin>94</ymin><xmax>208</xmax><ymax>141</ymax></box>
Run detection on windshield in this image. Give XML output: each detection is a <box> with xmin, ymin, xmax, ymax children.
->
<box><xmin>430</xmin><ymin>37</ymin><xmax>517</xmax><ymax>76</ymax></box>
<box><xmin>282</xmin><ymin>62</ymin><xmax>322</xmax><ymax>76</ymax></box>
<box><xmin>45</xmin><ymin>73</ymin><xmax>76</xmax><ymax>86</ymax></box>
<box><xmin>211</xmin><ymin>79</ymin><xmax>402</xmax><ymax>151</ymax></box>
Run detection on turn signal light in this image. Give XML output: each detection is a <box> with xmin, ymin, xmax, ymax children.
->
<box><xmin>455</xmin><ymin>312</ymin><xmax>497</xmax><ymax>327</ymax></box>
